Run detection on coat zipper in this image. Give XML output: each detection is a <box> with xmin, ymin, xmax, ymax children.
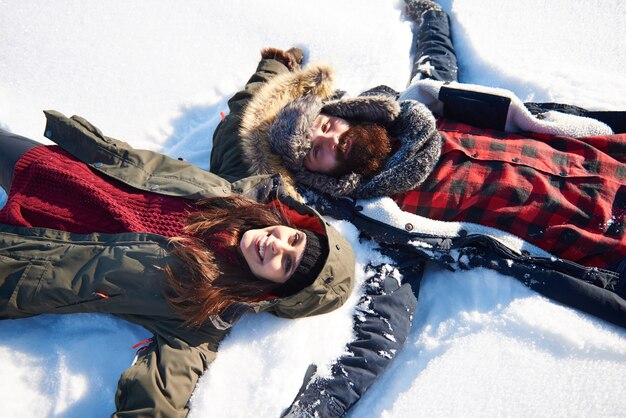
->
<box><xmin>55</xmin><ymin>291</ymin><xmax>121</xmax><ymax>309</ymax></box>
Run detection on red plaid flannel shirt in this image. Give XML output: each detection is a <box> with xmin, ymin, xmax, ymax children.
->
<box><xmin>393</xmin><ymin>119</ymin><xmax>626</xmax><ymax>269</ymax></box>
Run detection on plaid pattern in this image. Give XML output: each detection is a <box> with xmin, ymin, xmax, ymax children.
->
<box><xmin>393</xmin><ymin>119</ymin><xmax>626</xmax><ymax>269</ymax></box>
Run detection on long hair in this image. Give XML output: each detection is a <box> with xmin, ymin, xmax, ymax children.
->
<box><xmin>165</xmin><ymin>195</ymin><xmax>294</xmax><ymax>327</ymax></box>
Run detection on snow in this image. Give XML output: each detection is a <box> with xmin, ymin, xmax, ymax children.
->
<box><xmin>1</xmin><ymin>0</ymin><xmax>625</xmax><ymax>417</ymax></box>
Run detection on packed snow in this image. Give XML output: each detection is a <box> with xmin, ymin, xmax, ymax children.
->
<box><xmin>1</xmin><ymin>0</ymin><xmax>625</xmax><ymax>417</ymax></box>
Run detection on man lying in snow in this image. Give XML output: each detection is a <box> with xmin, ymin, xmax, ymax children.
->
<box><xmin>208</xmin><ymin>0</ymin><xmax>626</xmax><ymax>416</ymax></box>
<box><xmin>213</xmin><ymin>7</ymin><xmax>626</xmax><ymax>272</ymax></box>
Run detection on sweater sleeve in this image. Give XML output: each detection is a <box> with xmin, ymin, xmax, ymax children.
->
<box><xmin>281</xmin><ymin>262</ymin><xmax>420</xmax><ymax>417</ymax></box>
<box><xmin>209</xmin><ymin>58</ymin><xmax>292</xmax><ymax>182</ymax></box>
<box><xmin>113</xmin><ymin>335</ymin><xmax>216</xmax><ymax>418</ymax></box>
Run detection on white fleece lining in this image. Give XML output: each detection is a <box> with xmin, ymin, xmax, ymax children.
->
<box><xmin>399</xmin><ymin>78</ymin><xmax>614</xmax><ymax>137</ymax></box>
<box><xmin>357</xmin><ymin>196</ymin><xmax>552</xmax><ymax>258</ymax></box>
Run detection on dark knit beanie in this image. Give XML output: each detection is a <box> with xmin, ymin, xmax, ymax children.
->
<box><xmin>274</xmin><ymin>229</ymin><xmax>327</xmax><ymax>297</ymax></box>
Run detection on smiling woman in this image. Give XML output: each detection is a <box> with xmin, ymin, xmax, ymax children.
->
<box><xmin>166</xmin><ymin>195</ymin><xmax>329</xmax><ymax>326</ymax></box>
<box><xmin>240</xmin><ymin>224</ymin><xmax>326</xmax><ymax>285</ymax></box>
<box><xmin>240</xmin><ymin>225</ymin><xmax>306</xmax><ymax>282</ymax></box>
<box><xmin>0</xmin><ymin>111</ymin><xmax>355</xmax><ymax>417</ymax></box>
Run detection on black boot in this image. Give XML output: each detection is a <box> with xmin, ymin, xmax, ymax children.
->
<box><xmin>404</xmin><ymin>0</ymin><xmax>443</xmax><ymax>26</ymax></box>
<box><xmin>404</xmin><ymin>0</ymin><xmax>458</xmax><ymax>84</ymax></box>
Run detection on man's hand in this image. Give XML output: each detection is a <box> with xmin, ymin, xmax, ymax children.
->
<box><xmin>260</xmin><ymin>47</ymin><xmax>304</xmax><ymax>71</ymax></box>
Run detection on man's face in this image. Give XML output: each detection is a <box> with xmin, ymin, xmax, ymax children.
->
<box><xmin>303</xmin><ymin>114</ymin><xmax>351</xmax><ymax>174</ymax></box>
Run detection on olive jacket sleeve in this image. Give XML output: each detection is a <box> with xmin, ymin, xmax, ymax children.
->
<box><xmin>209</xmin><ymin>58</ymin><xmax>292</xmax><ymax>182</ymax></box>
<box><xmin>113</xmin><ymin>335</ymin><xmax>217</xmax><ymax>418</ymax></box>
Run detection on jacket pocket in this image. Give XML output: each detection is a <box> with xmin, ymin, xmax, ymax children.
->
<box><xmin>54</xmin><ymin>291</ymin><xmax>122</xmax><ymax>310</ymax></box>
<box><xmin>0</xmin><ymin>254</ymin><xmax>51</xmax><ymax>317</ymax></box>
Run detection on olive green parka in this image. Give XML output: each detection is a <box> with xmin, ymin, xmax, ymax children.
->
<box><xmin>0</xmin><ymin>110</ymin><xmax>355</xmax><ymax>417</ymax></box>
<box><xmin>209</xmin><ymin>57</ymin><xmax>335</xmax><ymax>197</ymax></box>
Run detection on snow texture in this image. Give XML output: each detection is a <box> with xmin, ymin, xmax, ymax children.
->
<box><xmin>1</xmin><ymin>0</ymin><xmax>625</xmax><ymax>417</ymax></box>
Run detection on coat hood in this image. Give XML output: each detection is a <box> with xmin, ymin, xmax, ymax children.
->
<box><xmin>238</xmin><ymin>62</ymin><xmax>336</xmax><ymax>200</ymax></box>
<box><xmin>268</xmin><ymin>94</ymin><xmax>442</xmax><ymax>199</ymax></box>
<box><xmin>227</xmin><ymin>175</ymin><xmax>356</xmax><ymax>322</ymax></box>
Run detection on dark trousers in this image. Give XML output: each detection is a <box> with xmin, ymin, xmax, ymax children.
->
<box><xmin>0</xmin><ymin>130</ymin><xmax>39</xmax><ymax>192</ymax></box>
<box><xmin>410</xmin><ymin>9</ymin><xmax>458</xmax><ymax>83</ymax></box>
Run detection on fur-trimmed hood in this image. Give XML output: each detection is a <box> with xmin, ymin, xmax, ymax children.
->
<box><xmin>239</xmin><ymin>62</ymin><xmax>336</xmax><ymax>200</ymax></box>
<box><xmin>240</xmin><ymin>62</ymin><xmax>442</xmax><ymax>200</ymax></box>
<box><xmin>269</xmin><ymin>94</ymin><xmax>442</xmax><ymax>199</ymax></box>
<box><xmin>354</xmin><ymin>99</ymin><xmax>441</xmax><ymax>198</ymax></box>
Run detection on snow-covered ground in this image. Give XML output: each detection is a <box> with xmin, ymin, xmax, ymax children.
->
<box><xmin>1</xmin><ymin>0</ymin><xmax>625</xmax><ymax>417</ymax></box>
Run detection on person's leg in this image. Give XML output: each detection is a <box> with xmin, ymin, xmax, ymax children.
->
<box><xmin>0</xmin><ymin>130</ymin><xmax>40</xmax><ymax>192</ymax></box>
<box><xmin>404</xmin><ymin>0</ymin><xmax>458</xmax><ymax>84</ymax></box>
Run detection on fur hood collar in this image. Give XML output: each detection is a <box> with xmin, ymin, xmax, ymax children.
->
<box><xmin>239</xmin><ymin>62</ymin><xmax>442</xmax><ymax>200</ymax></box>
<box><xmin>270</xmin><ymin>94</ymin><xmax>442</xmax><ymax>199</ymax></box>
<box><xmin>238</xmin><ymin>62</ymin><xmax>336</xmax><ymax>200</ymax></box>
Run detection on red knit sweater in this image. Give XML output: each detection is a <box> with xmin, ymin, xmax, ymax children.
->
<box><xmin>0</xmin><ymin>146</ymin><xmax>195</xmax><ymax>237</ymax></box>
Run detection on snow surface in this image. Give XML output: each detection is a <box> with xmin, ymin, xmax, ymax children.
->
<box><xmin>1</xmin><ymin>0</ymin><xmax>625</xmax><ymax>417</ymax></box>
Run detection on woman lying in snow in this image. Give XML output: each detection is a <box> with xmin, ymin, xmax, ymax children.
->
<box><xmin>0</xmin><ymin>121</ymin><xmax>355</xmax><ymax>417</ymax></box>
<box><xmin>207</xmin><ymin>0</ymin><xmax>626</xmax><ymax>416</ymax></box>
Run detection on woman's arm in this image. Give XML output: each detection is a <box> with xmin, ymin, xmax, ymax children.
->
<box><xmin>113</xmin><ymin>335</ymin><xmax>216</xmax><ymax>418</ymax></box>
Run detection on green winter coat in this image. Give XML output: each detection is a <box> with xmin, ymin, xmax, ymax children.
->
<box><xmin>209</xmin><ymin>57</ymin><xmax>335</xmax><ymax>198</ymax></box>
<box><xmin>209</xmin><ymin>58</ymin><xmax>288</xmax><ymax>183</ymax></box>
<box><xmin>0</xmin><ymin>110</ymin><xmax>355</xmax><ymax>417</ymax></box>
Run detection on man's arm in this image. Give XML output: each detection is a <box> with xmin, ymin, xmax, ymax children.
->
<box><xmin>209</xmin><ymin>49</ymin><xmax>301</xmax><ymax>182</ymax></box>
<box><xmin>400</xmin><ymin>79</ymin><xmax>614</xmax><ymax>137</ymax></box>
<box><xmin>282</xmin><ymin>261</ymin><xmax>421</xmax><ymax>417</ymax></box>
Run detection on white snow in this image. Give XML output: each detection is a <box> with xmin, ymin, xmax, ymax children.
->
<box><xmin>1</xmin><ymin>0</ymin><xmax>626</xmax><ymax>417</ymax></box>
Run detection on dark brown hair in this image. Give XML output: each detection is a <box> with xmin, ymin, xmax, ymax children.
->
<box><xmin>330</xmin><ymin>122</ymin><xmax>392</xmax><ymax>179</ymax></box>
<box><xmin>165</xmin><ymin>195</ymin><xmax>294</xmax><ymax>327</ymax></box>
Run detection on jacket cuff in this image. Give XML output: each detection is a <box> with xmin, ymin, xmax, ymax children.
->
<box><xmin>260</xmin><ymin>47</ymin><xmax>301</xmax><ymax>71</ymax></box>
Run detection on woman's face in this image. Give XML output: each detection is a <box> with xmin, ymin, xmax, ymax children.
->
<box><xmin>239</xmin><ymin>225</ymin><xmax>307</xmax><ymax>283</ymax></box>
<box><xmin>304</xmin><ymin>114</ymin><xmax>351</xmax><ymax>174</ymax></box>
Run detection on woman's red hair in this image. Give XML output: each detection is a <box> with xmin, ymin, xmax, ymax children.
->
<box><xmin>165</xmin><ymin>195</ymin><xmax>295</xmax><ymax>327</ymax></box>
